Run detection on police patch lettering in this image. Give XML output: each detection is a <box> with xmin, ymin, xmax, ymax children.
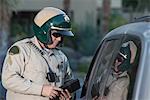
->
<box><xmin>9</xmin><ymin>46</ymin><xmax>20</xmax><ymax>55</ymax></box>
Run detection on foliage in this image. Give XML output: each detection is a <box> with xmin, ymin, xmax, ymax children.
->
<box><xmin>77</xmin><ymin>63</ymin><xmax>89</xmax><ymax>73</ymax></box>
<box><xmin>64</xmin><ymin>22</ymin><xmax>100</xmax><ymax>56</ymax></box>
<box><xmin>109</xmin><ymin>13</ymin><xmax>128</xmax><ymax>31</ymax></box>
<box><xmin>76</xmin><ymin>23</ymin><xmax>100</xmax><ymax>56</ymax></box>
<box><xmin>10</xmin><ymin>22</ymin><xmax>31</xmax><ymax>43</ymax></box>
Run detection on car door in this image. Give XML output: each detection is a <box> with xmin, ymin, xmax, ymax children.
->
<box><xmin>80</xmin><ymin>34</ymin><xmax>141</xmax><ymax>100</ymax></box>
<box><xmin>80</xmin><ymin>34</ymin><xmax>125</xmax><ymax>99</ymax></box>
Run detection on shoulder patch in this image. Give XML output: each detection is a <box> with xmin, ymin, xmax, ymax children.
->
<box><xmin>9</xmin><ymin>46</ymin><xmax>20</xmax><ymax>55</ymax></box>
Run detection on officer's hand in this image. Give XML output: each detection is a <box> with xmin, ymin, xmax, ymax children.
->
<box><xmin>59</xmin><ymin>89</ymin><xmax>72</xmax><ymax>100</ymax></box>
<box><xmin>41</xmin><ymin>84</ymin><xmax>62</xmax><ymax>99</ymax></box>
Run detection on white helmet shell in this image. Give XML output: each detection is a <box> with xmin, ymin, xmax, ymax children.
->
<box><xmin>34</xmin><ymin>7</ymin><xmax>65</xmax><ymax>27</ymax></box>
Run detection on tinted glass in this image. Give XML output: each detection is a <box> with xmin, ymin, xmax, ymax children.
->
<box><xmin>86</xmin><ymin>39</ymin><xmax>122</xmax><ymax>99</ymax></box>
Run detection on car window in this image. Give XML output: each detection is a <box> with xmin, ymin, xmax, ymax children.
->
<box><xmin>89</xmin><ymin>36</ymin><xmax>141</xmax><ymax>100</ymax></box>
<box><xmin>85</xmin><ymin>38</ymin><xmax>123</xmax><ymax>99</ymax></box>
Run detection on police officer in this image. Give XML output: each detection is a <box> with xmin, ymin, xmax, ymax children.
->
<box><xmin>2</xmin><ymin>7</ymin><xmax>74</xmax><ymax>100</ymax></box>
<box><xmin>106</xmin><ymin>43</ymin><xmax>131</xmax><ymax>100</ymax></box>
<box><xmin>103</xmin><ymin>42</ymin><xmax>133</xmax><ymax>100</ymax></box>
<box><xmin>94</xmin><ymin>42</ymin><xmax>134</xmax><ymax>100</ymax></box>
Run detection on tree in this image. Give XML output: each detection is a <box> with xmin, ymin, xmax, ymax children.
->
<box><xmin>0</xmin><ymin>0</ymin><xmax>17</xmax><ymax>73</ymax></box>
<box><xmin>0</xmin><ymin>0</ymin><xmax>9</xmax><ymax>70</ymax></box>
<box><xmin>63</xmin><ymin>0</ymin><xmax>71</xmax><ymax>15</ymax></box>
<box><xmin>0</xmin><ymin>1</ymin><xmax>18</xmax><ymax>99</ymax></box>
<box><xmin>101</xmin><ymin>0</ymin><xmax>111</xmax><ymax>36</ymax></box>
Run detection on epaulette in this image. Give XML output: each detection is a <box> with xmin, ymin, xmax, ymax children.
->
<box><xmin>26</xmin><ymin>41</ymin><xmax>44</xmax><ymax>55</ymax></box>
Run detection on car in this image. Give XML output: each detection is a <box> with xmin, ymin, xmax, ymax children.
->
<box><xmin>80</xmin><ymin>16</ymin><xmax>150</xmax><ymax>100</ymax></box>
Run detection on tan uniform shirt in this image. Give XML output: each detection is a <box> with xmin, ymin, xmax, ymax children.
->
<box><xmin>106</xmin><ymin>71</ymin><xmax>130</xmax><ymax>100</ymax></box>
<box><xmin>2</xmin><ymin>36</ymin><xmax>73</xmax><ymax>100</ymax></box>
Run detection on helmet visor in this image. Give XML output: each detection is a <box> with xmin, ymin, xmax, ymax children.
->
<box><xmin>51</xmin><ymin>29</ymin><xmax>74</xmax><ymax>37</ymax></box>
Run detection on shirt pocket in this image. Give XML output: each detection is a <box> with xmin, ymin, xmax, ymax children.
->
<box><xmin>25</xmin><ymin>57</ymin><xmax>47</xmax><ymax>83</ymax></box>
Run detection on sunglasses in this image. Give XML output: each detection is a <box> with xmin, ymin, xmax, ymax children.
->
<box><xmin>116</xmin><ymin>54</ymin><xmax>125</xmax><ymax>62</ymax></box>
<box><xmin>52</xmin><ymin>33</ymin><xmax>63</xmax><ymax>38</ymax></box>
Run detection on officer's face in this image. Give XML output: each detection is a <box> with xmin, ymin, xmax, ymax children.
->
<box><xmin>114</xmin><ymin>55</ymin><xmax>124</xmax><ymax>72</ymax></box>
<box><xmin>47</xmin><ymin>30</ymin><xmax>63</xmax><ymax>48</ymax></box>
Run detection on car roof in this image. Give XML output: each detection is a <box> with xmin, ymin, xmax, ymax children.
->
<box><xmin>104</xmin><ymin>22</ymin><xmax>150</xmax><ymax>41</ymax></box>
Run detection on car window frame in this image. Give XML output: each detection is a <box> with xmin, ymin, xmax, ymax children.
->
<box><xmin>81</xmin><ymin>33</ymin><xmax>142</xmax><ymax>100</ymax></box>
<box><xmin>80</xmin><ymin>34</ymin><xmax>126</xmax><ymax>99</ymax></box>
<box><xmin>122</xmin><ymin>34</ymin><xmax>141</xmax><ymax>100</ymax></box>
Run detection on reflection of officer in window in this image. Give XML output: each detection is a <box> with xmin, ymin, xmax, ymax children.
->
<box><xmin>104</xmin><ymin>43</ymin><xmax>131</xmax><ymax>100</ymax></box>
<box><xmin>94</xmin><ymin>42</ymin><xmax>134</xmax><ymax>100</ymax></box>
<box><xmin>2</xmin><ymin>7</ymin><xmax>74</xmax><ymax>100</ymax></box>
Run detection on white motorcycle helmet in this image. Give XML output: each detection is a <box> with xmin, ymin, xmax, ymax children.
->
<box><xmin>33</xmin><ymin>7</ymin><xmax>74</xmax><ymax>45</ymax></box>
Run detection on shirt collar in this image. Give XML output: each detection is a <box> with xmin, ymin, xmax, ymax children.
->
<box><xmin>30</xmin><ymin>36</ymin><xmax>43</xmax><ymax>50</ymax></box>
<box><xmin>112</xmin><ymin>69</ymin><xmax>128</xmax><ymax>78</ymax></box>
<box><xmin>118</xmin><ymin>71</ymin><xmax>128</xmax><ymax>78</ymax></box>
<box><xmin>44</xmin><ymin>48</ymin><xmax>54</xmax><ymax>56</ymax></box>
<box><xmin>31</xmin><ymin>36</ymin><xmax>55</xmax><ymax>56</ymax></box>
